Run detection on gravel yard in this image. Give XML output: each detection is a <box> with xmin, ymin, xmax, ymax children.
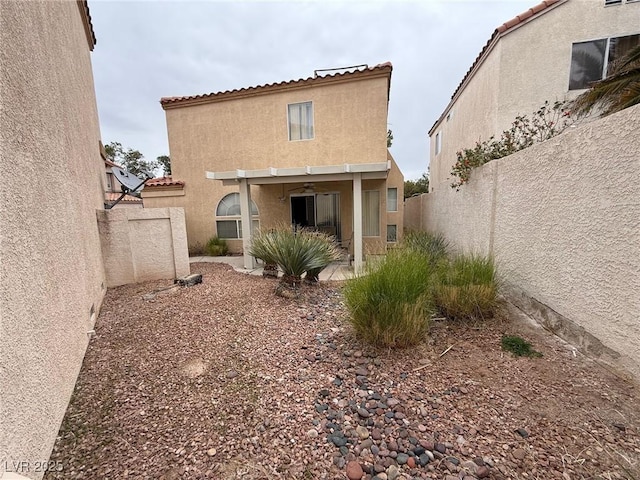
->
<box><xmin>47</xmin><ymin>262</ymin><xmax>640</xmax><ymax>480</ymax></box>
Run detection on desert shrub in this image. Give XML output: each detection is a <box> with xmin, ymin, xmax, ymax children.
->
<box><xmin>501</xmin><ymin>335</ymin><xmax>542</xmax><ymax>357</ymax></box>
<box><xmin>343</xmin><ymin>249</ymin><xmax>435</xmax><ymax>348</ymax></box>
<box><xmin>206</xmin><ymin>236</ymin><xmax>228</xmax><ymax>256</ymax></box>
<box><xmin>188</xmin><ymin>242</ymin><xmax>206</xmax><ymax>256</ymax></box>
<box><xmin>250</xmin><ymin>228</ymin><xmax>340</xmax><ymax>286</ymax></box>
<box><xmin>434</xmin><ymin>254</ymin><xmax>498</xmax><ymax>320</ymax></box>
<box><xmin>403</xmin><ymin>231</ymin><xmax>450</xmax><ymax>263</ymax></box>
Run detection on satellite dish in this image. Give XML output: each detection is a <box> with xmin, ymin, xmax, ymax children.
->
<box><xmin>112</xmin><ymin>166</ymin><xmax>149</xmax><ymax>192</ymax></box>
<box><xmin>105</xmin><ymin>166</ymin><xmax>152</xmax><ymax>210</ymax></box>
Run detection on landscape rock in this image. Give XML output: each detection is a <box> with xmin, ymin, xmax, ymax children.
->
<box><xmin>345</xmin><ymin>460</ymin><xmax>364</xmax><ymax>480</ymax></box>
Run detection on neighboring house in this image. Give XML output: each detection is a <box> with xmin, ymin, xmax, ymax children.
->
<box><xmin>104</xmin><ymin>158</ymin><xmax>144</xmax><ymax>208</ymax></box>
<box><xmin>1</xmin><ymin>2</ymin><xmax>107</xmax><ymax>479</ymax></box>
<box><xmin>144</xmin><ymin>63</ymin><xmax>404</xmax><ymax>272</ymax></box>
<box><xmin>428</xmin><ymin>0</ymin><xmax>640</xmax><ymax>189</ymax></box>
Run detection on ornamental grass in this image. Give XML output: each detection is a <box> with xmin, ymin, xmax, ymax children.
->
<box><xmin>342</xmin><ymin>249</ymin><xmax>435</xmax><ymax>348</ymax></box>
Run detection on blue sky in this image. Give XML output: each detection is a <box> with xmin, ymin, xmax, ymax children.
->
<box><xmin>89</xmin><ymin>0</ymin><xmax>534</xmax><ymax>180</ymax></box>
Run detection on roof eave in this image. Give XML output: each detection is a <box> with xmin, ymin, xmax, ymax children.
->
<box><xmin>161</xmin><ymin>63</ymin><xmax>392</xmax><ymax>110</ymax></box>
<box><xmin>76</xmin><ymin>0</ymin><xmax>96</xmax><ymax>51</ymax></box>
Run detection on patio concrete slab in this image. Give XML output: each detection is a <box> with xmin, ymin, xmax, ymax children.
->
<box><xmin>189</xmin><ymin>255</ymin><xmax>353</xmax><ymax>281</ymax></box>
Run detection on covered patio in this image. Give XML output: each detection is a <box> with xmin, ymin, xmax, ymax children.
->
<box><xmin>206</xmin><ymin>161</ymin><xmax>392</xmax><ymax>274</ymax></box>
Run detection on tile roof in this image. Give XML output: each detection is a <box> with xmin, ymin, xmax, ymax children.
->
<box><xmin>104</xmin><ymin>158</ymin><xmax>120</xmax><ymax>168</ymax></box>
<box><xmin>145</xmin><ymin>176</ymin><xmax>185</xmax><ymax>187</ymax></box>
<box><xmin>77</xmin><ymin>0</ymin><xmax>96</xmax><ymax>51</ymax></box>
<box><xmin>429</xmin><ymin>0</ymin><xmax>565</xmax><ymax>134</ymax></box>
<box><xmin>160</xmin><ymin>62</ymin><xmax>392</xmax><ymax>109</ymax></box>
<box><xmin>105</xmin><ymin>192</ymin><xmax>142</xmax><ymax>203</ymax></box>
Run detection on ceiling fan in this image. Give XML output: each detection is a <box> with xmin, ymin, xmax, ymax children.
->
<box><xmin>288</xmin><ymin>182</ymin><xmax>316</xmax><ymax>193</ymax></box>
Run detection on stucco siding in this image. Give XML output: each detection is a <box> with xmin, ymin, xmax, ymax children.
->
<box><xmin>98</xmin><ymin>208</ymin><xmax>190</xmax><ymax>287</ymax></box>
<box><xmin>0</xmin><ymin>2</ymin><xmax>105</xmax><ymax>478</ymax></box>
<box><xmin>492</xmin><ymin>106</ymin><xmax>640</xmax><ymax>378</ymax></box>
<box><xmin>429</xmin><ymin>0</ymin><xmax>640</xmax><ymax>190</ymax></box>
<box><xmin>496</xmin><ymin>0</ymin><xmax>640</xmax><ymax>130</ymax></box>
<box><xmin>411</xmin><ymin>104</ymin><xmax>640</xmax><ymax>379</ymax></box>
<box><xmin>430</xmin><ymin>43</ymin><xmax>502</xmax><ymax>188</ymax></box>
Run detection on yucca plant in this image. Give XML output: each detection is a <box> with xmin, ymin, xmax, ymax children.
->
<box><xmin>434</xmin><ymin>254</ymin><xmax>498</xmax><ymax>321</ymax></box>
<box><xmin>303</xmin><ymin>231</ymin><xmax>342</xmax><ymax>283</ymax></box>
<box><xmin>249</xmin><ymin>228</ymin><xmax>339</xmax><ymax>286</ymax></box>
<box><xmin>343</xmin><ymin>248</ymin><xmax>436</xmax><ymax>347</ymax></box>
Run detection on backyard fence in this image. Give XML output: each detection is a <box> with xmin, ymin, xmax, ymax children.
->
<box><xmin>406</xmin><ymin>104</ymin><xmax>640</xmax><ymax>380</ymax></box>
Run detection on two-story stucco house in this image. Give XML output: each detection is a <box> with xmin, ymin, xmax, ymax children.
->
<box><xmin>144</xmin><ymin>63</ymin><xmax>404</xmax><ymax>273</ymax></box>
<box><xmin>428</xmin><ymin>0</ymin><xmax>640</xmax><ymax>189</ymax></box>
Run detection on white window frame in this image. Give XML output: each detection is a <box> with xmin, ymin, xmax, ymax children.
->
<box><xmin>387</xmin><ymin>187</ymin><xmax>398</xmax><ymax>212</ymax></box>
<box><xmin>569</xmin><ymin>34</ymin><xmax>640</xmax><ymax>90</ymax></box>
<box><xmin>215</xmin><ymin>193</ymin><xmax>259</xmax><ymax>240</ymax></box>
<box><xmin>435</xmin><ymin>131</ymin><xmax>442</xmax><ymax>155</ymax></box>
<box><xmin>287</xmin><ymin>101</ymin><xmax>314</xmax><ymax>141</ymax></box>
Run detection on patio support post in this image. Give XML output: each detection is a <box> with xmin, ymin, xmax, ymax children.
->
<box><xmin>353</xmin><ymin>172</ymin><xmax>363</xmax><ymax>275</ymax></box>
<box><xmin>238</xmin><ymin>178</ymin><xmax>255</xmax><ymax>270</ymax></box>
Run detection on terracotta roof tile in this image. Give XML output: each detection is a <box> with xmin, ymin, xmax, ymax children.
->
<box><xmin>145</xmin><ymin>176</ymin><xmax>185</xmax><ymax>187</ymax></box>
<box><xmin>429</xmin><ymin>0</ymin><xmax>564</xmax><ymax>134</ymax></box>
<box><xmin>77</xmin><ymin>0</ymin><xmax>96</xmax><ymax>50</ymax></box>
<box><xmin>104</xmin><ymin>158</ymin><xmax>119</xmax><ymax>168</ymax></box>
<box><xmin>105</xmin><ymin>192</ymin><xmax>142</xmax><ymax>203</ymax></box>
<box><xmin>160</xmin><ymin>62</ymin><xmax>393</xmax><ymax>108</ymax></box>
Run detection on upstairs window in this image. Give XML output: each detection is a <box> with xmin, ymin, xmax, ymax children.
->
<box><xmin>435</xmin><ymin>131</ymin><xmax>442</xmax><ymax>155</ymax></box>
<box><xmin>569</xmin><ymin>34</ymin><xmax>640</xmax><ymax>90</ymax></box>
<box><xmin>288</xmin><ymin>101</ymin><xmax>314</xmax><ymax>141</ymax></box>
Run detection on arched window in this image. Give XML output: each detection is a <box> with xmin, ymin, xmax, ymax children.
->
<box><xmin>215</xmin><ymin>193</ymin><xmax>259</xmax><ymax>239</ymax></box>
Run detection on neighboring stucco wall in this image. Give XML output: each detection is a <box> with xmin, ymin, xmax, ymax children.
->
<box><xmin>429</xmin><ymin>42</ymin><xmax>502</xmax><ymax>189</ymax></box>
<box><xmin>148</xmin><ymin>71</ymin><xmax>394</xmax><ymax>252</ymax></box>
<box><xmin>429</xmin><ymin>0</ymin><xmax>640</xmax><ymax>189</ymax></box>
<box><xmin>98</xmin><ymin>208</ymin><xmax>190</xmax><ymax>287</ymax></box>
<box><xmin>0</xmin><ymin>2</ymin><xmax>105</xmax><ymax>478</ymax></box>
<box><xmin>412</xmin><ymin>105</ymin><xmax>640</xmax><ymax>379</ymax></box>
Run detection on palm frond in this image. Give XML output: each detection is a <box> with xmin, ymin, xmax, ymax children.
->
<box><xmin>571</xmin><ymin>45</ymin><xmax>640</xmax><ymax>116</ymax></box>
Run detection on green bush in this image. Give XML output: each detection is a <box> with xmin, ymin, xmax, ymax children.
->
<box><xmin>206</xmin><ymin>236</ymin><xmax>229</xmax><ymax>256</ymax></box>
<box><xmin>343</xmin><ymin>249</ymin><xmax>435</xmax><ymax>347</ymax></box>
<box><xmin>249</xmin><ymin>228</ymin><xmax>340</xmax><ymax>286</ymax></box>
<box><xmin>501</xmin><ymin>335</ymin><xmax>542</xmax><ymax>357</ymax></box>
<box><xmin>434</xmin><ymin>254</ymin><xmax>497</xmax><ymax>320</ymax></box>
